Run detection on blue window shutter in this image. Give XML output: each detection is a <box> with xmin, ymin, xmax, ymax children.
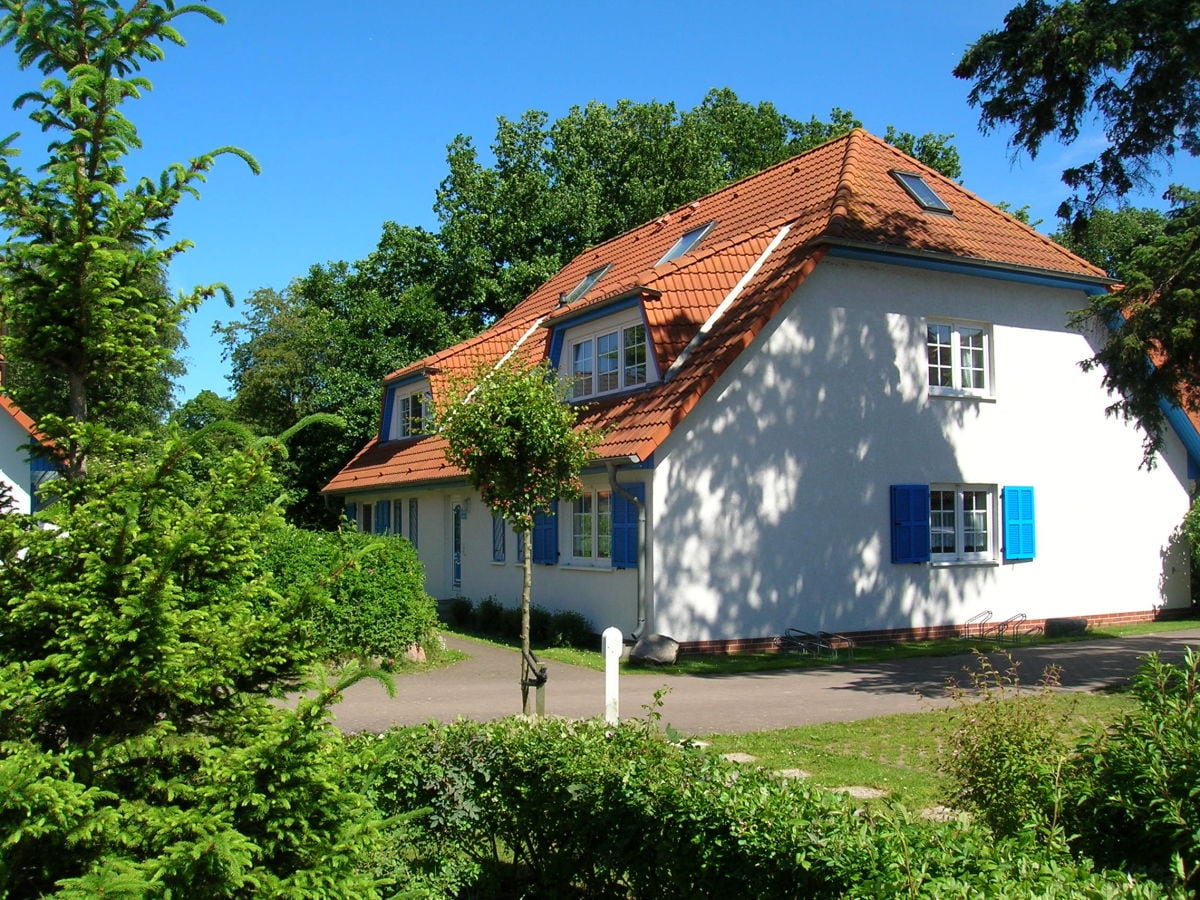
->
<box><xmin>1003</xmin><ymin>486</ymin><xmax>1036</xmax><ymax>561</ymax></box>
<box><xmin>532</xmin><ymin>502</ymin><xmax>558</xmax><ymax>565</ymax></box>
<box><xmin>891</xmin><ymin>484</ymin><xmax>931</xmax><ymax>563</ymax></box>
<box><xmin>344</xmin><ymin>502</ymin><xmax>358</xmax><ymax>527</ymax></box>
<box><xmin>380</xmin><ymin>387</ymin><xmax>395</xmax><ymax>441</ymax></box>
<box><xmin>375</xmin><ymin>500</ymin><xmax>391</xmax><ymax>534</ymax></box>
<box><xmin>612</xmin><ymin>484</ymin><xmax>644</xmax><ymax>569</ymax></box>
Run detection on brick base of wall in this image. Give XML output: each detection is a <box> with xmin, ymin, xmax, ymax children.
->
<box><xmin>675</xmin><ymin>607</ymin><xmax>1197</xmax><ymax>657</ymax></box>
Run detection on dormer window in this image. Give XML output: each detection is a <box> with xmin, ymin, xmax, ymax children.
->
<box><xmin>892</xmin><ymin>170</ymin><xmax>952</xmax><ymax>214</ymax></box>
<box><xmin>569</xmin><ymin>316</ymin><xmax>652</xmax><ymax>399</ymax></box>
<box><xmin>383</xmin><ymin>383</ymin><xmax>432</xmax><ymax>440</ymax></box>
<box><xmin>658</xmin><ymin>220</ymin><xmax>715</xmax><ymax>265</ymax></box>
<box><xmin>561</xmin><ymin>264</ymin><xmax>612</xmax><ymax>305</ymax></box>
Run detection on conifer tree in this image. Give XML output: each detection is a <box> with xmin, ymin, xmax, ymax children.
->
<box><xmin>0</xmin><ymin>0</ymin><xmax>258</xmax><ymax>473</ymax></box>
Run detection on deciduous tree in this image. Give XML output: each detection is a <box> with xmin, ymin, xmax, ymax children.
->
<box><xmin>436</xmin><ymin>358</ymin><xmax>602</xmax><ymax>714</ymax></box>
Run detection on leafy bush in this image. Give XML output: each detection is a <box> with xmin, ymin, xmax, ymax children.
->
<box><xmin>939</xmin><ymin>653</ymin><xmax>1075</xmax><ymax>838</ymax></box>
<box><xmin>364</xmin><ymin>715</ymin><xmax>1149</xmax><ymax>897</ymax></box>
<box><xmin>262</xmin><ymin>525</ymin><xmax>438</xmax><ymax>663</ymax></box>
<box><xmin>1065</xmin><ymin>648</ymin><xmax>1200</xmax><ymax>890</ymax></box>
<box><xmin>443</xmin><ymin>596</ymin><xmax>596</xmax><ymax>649</ymax></box>
<box><xmin>445</xmin><ymin>596</ymin><xmax>473</xmax><ymax>629</ymax></box>
<box><xmin>0</xmin><ymin>429</ymin><xmax>385</xmax><ymax>897</ymax></box>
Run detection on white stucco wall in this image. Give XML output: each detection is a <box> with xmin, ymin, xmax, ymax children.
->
<box><xmin>348</xmin><ymin>475</ymin><xmax>644</xmax><ymax>638</ymax></box>
<box><xmin>0</xmin><ymin>413</ymin><xmax>33</xmax><ymax>513</ymax></box>
<box><xmin>650</xmin><ymin>256</ymin><xmax>1193</xmax><ymax>644</ymax></box>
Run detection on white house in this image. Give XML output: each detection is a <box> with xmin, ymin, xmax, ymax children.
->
<box><xmin>325</xmin><ymin>130</ymin><xmax>1195</xmax><ymax>651</ymax></box>
<box><xmin>0</xmin><ymin>393</ymin><xmax>54</xmax><ymax>514</ymax></box>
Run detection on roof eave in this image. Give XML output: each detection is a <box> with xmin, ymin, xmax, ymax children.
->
<box><xmin>818</xmin><ymin>237</ymin><xmax>1116</xmax><ymax>292</ymax></box>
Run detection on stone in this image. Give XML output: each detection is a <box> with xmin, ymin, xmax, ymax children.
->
<box><xmin>629</xmin><ymin>633</ymin><xmax>679</xmax><ymax>666</ymax></box>
<box><xmin>721</xmin><ymin>752</ymin><xmax>757</xmax><ymax>763</ymax></box>
<box><xmin>1044</xmin><ymin>617</ymin><xmax>1089</xmax><ymax>638</ymax></box>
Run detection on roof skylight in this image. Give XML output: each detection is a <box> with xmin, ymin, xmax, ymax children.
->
<box><xmin>657</xmin><ymin>220</ymin><xmax>716</xmax><ymax>265</ymax></box>
<box><xmin>560</xmin><ymin>264</ymin><xmax>612</xmax><ymax>305</ymax></box>
<box><xmin>891</xmin><ymin>170</ymin><xmax>952</xmax><ymax>214</ymax></box>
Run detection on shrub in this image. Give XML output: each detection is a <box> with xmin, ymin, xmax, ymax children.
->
<box><xmin>365</xmin><ymin>715</ymin><xmax>1149</xmax><ymax>898</ymax></box>
<box><xmin>549</xmin><ymin>609</ymin><xmax>595</xmax><ymax>648</ymax></box>
<box><xmin>1065</xmin><ymin>648</ymin><xmax>1200</xmax><ymax>890</ymax></box>
<box><xmin>445</xmin><ymin>596</ymin><xmax>473</xmax><ymax>629</ymax></box>
<box><xmin>262</xmin><ymin>526</ymin><xmax>438</xmax><ymax>663</ymax></box>
<box><xmin>939</xmin><ymin>653</ymin><xmax>1075</xmax><ymax>838</ymax></box>
<box><xmin>475</xmin><ymin>596</ymin><xmax>506</xmax><ymax>635</ymax></box>
<box><xmin>0</xmin><ymin>429</ymin><xmax>385</xmax><ymax>897</ymax></box>
<box><xmin>444</xmin><ymin>595</ymin><xmax>596</xmax><ymax>649</ymax></box>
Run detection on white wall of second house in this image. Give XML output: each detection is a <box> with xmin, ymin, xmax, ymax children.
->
<box><xmin>0</xmin><ymin>414</ymin><xmax>33</xmax><ymax>513</ymax></box>
<box><xmin>650</xmin><ymin>256</ymin><xmax>1193</xmax><ymax>645</ymax></box>
<box><xmin>350</xmin><ymin>478</ymin><xmax>644</xmax><ymax>638</ymax></box>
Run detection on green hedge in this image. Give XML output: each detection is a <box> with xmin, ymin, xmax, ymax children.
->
<box><xmin>357</xmin><ymin>717</ymin><xmax>1153</xmax><ymax>898</ymax></box>
<box><xmin>262</xmin><ymin>525</ymin><xmax>438</xmax><ymax>663</ymax></box>
<box><xmin>443</xmin><ymin>595</ymin><xmax>595</xmax><ymax>649</ymax></box>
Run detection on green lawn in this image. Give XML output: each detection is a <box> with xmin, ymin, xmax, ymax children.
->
<box><xmin>444</xmin><ymin>617</ymin><xmax>1199</xmax><ymax>676</ymax></box>
<box><xmin>696</xmin><ymin>689</ymin><xmax>1136</xmax><ymax>813</ymax></box>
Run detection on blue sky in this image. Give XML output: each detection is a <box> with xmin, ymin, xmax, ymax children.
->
<box><xmin>0</xmin><ymin>0</ymin><xmax>1195</xmax><ymax>403</ymax></box>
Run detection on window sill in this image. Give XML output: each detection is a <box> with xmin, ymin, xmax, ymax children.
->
<box><xmin>559</xmin><ymin>562</ymin><xmax>614</xmax><ymax>572</ymax></box>
<box><xmin>928</xmin><ymin>390</ymin><xmax>995</xmax><ymax>403</ymax></box>
<box><xmin>930</xmin><ymin>559</ymin><xmax>1000</xmax><ymax>568</ymax></box>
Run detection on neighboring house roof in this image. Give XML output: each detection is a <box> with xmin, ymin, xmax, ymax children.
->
<box><xmin>325</xmin><ymin>129</ymin><xmax>1111</xmax><ymax>495</ymax></box>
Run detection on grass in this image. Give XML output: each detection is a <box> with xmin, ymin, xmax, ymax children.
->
<box><xmin>437</xmin><ymin>617</ymin><xmax>1198</xmax><ymax>676</ymax></box>
<box><xmin>696</xmin><ymin>688</ymin><xmax>1137</xmax><ymax>813</ymax></box>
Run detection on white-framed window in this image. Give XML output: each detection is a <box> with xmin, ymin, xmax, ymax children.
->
<box><xmin>929</xmin><ymin>484</ymin><xmax>995</xmax><ymax>563</ymax></box>
<box><xmin>570</xmin><ymin>490</ymin><xmax>612</xmax><ymax>564</ymax></box>
<box><xmin>408</xmin><ymin>498</ymin><xmax>419</xmax><ymax>548</ymax></box>
<box><xmin>926</xmin><ymin>320</ymin><xmax>991</xmax><ymax>397</ymax></box>
<box><xmin>492</xmin><ymin>512</ymin><xmax>506</xmax><ymax>563</ymax></box>
<box><xmin>569</xmin><ymin>316</ymin><xmax>652</xmax><ymax>399</ymax></box>
<box><xmin>387</xmin><ymin>386</ymin><xmax>431</xmax><ymax>439</ymax></box>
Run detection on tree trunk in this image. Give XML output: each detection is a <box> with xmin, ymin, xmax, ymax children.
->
<box><xmin>521</xmin><ymin>529</ymin><xmax>533</xmax><ymax>714</ymax></box>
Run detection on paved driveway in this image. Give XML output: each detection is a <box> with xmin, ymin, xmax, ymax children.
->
<box><xmin>331</xmin><ymin>628</ymin><xmax>1200</xmax><ymax>737</ymax></box>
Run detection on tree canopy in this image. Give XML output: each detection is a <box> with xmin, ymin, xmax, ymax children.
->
<box><xmin>958</xmin><ymin>0</ymin><xmax>1200</xmax><ymax>461</ymax></box>
<box><xmin>956</xmin><ymin>0</ymin><xmax>1200</xmax><ymax>217</ymax></box>
<box><xmin>0</xmin><ymin>0</ymin><xmax>258</xmax><ymax>472</ymax></box>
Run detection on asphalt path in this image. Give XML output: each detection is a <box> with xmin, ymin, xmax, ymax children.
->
<box><xmin>330</xmin><ymin>628</ymin><xmax>1200</xmax><ymax>737</ymax></box>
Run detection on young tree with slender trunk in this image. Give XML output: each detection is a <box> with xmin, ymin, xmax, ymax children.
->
<box><xmin>0</xmin><ymin>0</ymin><xmax>258</xmax><ymax>475</ymax></box>
<box><xmin>436</xmin><ymin>357</ymin><xmax>602</xmax><ymax>714</ymax></box>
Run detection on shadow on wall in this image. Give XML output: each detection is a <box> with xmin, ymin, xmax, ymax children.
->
<box><xmin>651</xmin><ymin>242</ymin><xmax>1122</xmax><ymax>643</ymax></box>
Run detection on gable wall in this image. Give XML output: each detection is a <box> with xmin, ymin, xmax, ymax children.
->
<box><xmin>651</xmin><ymin>256</ymin><xmax>1192</xmax><ymax>644</ymax></box>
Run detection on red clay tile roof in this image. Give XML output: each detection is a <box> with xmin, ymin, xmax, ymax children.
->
<box><xmin>325</xmin><ymin>129</ymin><xmax>1110</xmax><ymax>495</ymax></box>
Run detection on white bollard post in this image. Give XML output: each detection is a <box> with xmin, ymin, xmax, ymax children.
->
<box><xmin>602</xmin><ymin>627</ymin><xmax>622</xmax><ymax>725</ymax></box>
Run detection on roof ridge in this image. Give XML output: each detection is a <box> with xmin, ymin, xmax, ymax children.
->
<box><xmin>825</xmin><ymin>128</ymin><xmax>866</xmax><ymax>239</ymax></box>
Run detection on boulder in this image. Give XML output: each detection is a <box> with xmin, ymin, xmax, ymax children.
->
<box><xmin>629</xmin><ymin>633</ymin><xmax>679</xmax><ymax>666</ymax></box>
<box><xmin>1044</xmin><ymin>617</ymin><xmax>1089</xmax><ymax>638</ymax></box>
